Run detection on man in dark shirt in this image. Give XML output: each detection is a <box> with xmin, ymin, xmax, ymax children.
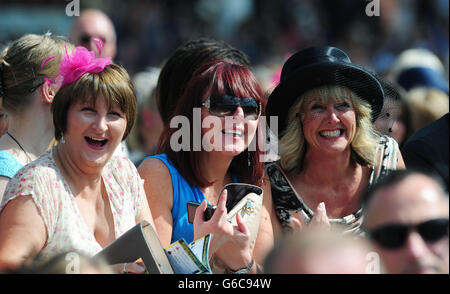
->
<box><xmin>401</xmin><ymin>113</ymin><xmax>449</xmax><ymax>191</ymax></box>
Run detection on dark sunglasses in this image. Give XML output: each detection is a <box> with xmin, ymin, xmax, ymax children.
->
<box><xmin>368</xmin><ymin>218</ymin><xmax>449</xmax><ymax>250</ymax></box>
<box><xmin>79</xmin><ymin>34</ymin><xmax>106</xmax><ymax>45</ymax></box>
<box><xmin>202</xmin><ymin>94</ymin><xmax>261</xmax><ymax>120</ymax></box>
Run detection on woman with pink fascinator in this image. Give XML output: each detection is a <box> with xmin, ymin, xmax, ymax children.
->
<box><xmin>0</xmin><ymin>41</ymin><xmax>155</xmax><ymax>274</ymax></box>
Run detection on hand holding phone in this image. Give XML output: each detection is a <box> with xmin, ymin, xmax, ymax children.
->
<box><xmin>186</xmin><ymin>183</ymin><xmax>262</xmax><ymax>224</ymax></box>
<box><xmin>187</xmin><ymin>201</ymin><xmax>216</xmax><ymax>224</ymax></box>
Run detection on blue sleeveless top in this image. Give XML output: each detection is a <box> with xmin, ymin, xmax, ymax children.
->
<box><xmin>0</xmin><ymin>150</ymin><xmax>23</xmax><ymax>179</ymax></box>
<box><xmin>142</xmin><ymin>153</ymin><xmax>238</xmax><ymax>244</ymax></box>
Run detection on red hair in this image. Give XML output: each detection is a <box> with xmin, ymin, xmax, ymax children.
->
<box><xmin>157</xmin><ymin>60</ymin><xmax>266</xmax><ymax>188</ymax></box>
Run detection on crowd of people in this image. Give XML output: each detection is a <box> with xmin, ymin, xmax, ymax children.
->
<box><xmin>0</xmin><ymin>6</ymin><xmax>448</xmax><ymax>275</ymax></box>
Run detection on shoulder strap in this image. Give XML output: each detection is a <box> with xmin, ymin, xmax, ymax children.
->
<box><xmin>265</xmin><ymin>162</ymin><xmax>306</xmax><ymax>232</ymax></box>
<box><xmin>372</xmin><ymin>135</ymin><xmax>399</xmax><ymax>183</ymax></box>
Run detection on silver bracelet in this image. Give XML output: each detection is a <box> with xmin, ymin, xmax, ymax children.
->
<box><xmin>225</xmin><ymin>258</ymin><xmax>254</xmax><ymax>274</ymax></box>
<box><xmin>123</xmin><ymin>263</ymin><xmax>128</xmax><ymax>274</ymax></box>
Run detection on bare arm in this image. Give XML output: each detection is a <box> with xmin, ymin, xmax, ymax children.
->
<box><xmin>0</xmin><ymin>196</ymin><xmax>47</xmax><ymax>272</ymax></box>
<box><xmin>252</xmin><ymin>172</ymin><xmax>282</xmax><ymax>267</ymax></box>
<box><xmin>135</xmin><ymin>189</ymin><xmax>157</xmax><ymax>231</ymax></box>
<box><xmin>137</xmin><ymin>158</ymin><xmax>174</xmax><ymax>248</ymax></box>
<box><xmin>0</xmin><ymin>176</ymin><xmax>9</xmax><ymax>204</ymax></box>
<box><xmin>397</xmin><ymin>149</ymin><xmax>406</xmax><ymax>170</ymax></box>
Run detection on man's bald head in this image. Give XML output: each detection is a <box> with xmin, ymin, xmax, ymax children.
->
<box><xmin>69</xmin><ymin>9</ymin><xmax>117</xmax><ymax>59</ymax></box>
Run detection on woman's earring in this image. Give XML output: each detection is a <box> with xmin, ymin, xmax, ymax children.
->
<box><xmin>248</xmin><ymin>151</ymin><xmax>251</xmax><ymax>167</ymax></box>
<box><xmin>60</xmin><ymin>135</ymin><xmax>65</xmax><ymax>144</ymax></box>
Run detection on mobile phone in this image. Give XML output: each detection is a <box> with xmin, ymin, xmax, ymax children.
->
<box><xmin>186</xmin><ymin>201</ymin><xmax>217</xmax><ymax>224</ymax></box>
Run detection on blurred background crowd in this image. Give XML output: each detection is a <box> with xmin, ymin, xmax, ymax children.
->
<box><xmin>0</xmin><ymin>0</ymin><xmax>448</xmax><ymax>76</ymax></box>
<box><xmin>2</xmin><ymin>0</ymin><xmax>448</xmax><ymax>164</ymax></box>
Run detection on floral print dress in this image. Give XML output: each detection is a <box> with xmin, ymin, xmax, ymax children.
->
<box><xmin>0</xmin><ymin>148</ymin><xmax>145</xmax><ymax>262</ymax></box>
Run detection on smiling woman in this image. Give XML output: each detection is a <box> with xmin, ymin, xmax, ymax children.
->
<box><xmin>280</xmin><ymin>85</ymin><xmax>380</xmax><ymax>175</ymax></box>
<box><xmin>52</xmin><ymin>63</ymin><xmax>136</xmax><ymax>144</ymax></box>
<box><xmin>138</xmin><ymin>60</ymin><xmax>277</xmax><ymax>273</ymax></box>
<box><xmin>265</xmin><ymin>46</ymin><xmax>406</xmax><ymax>236</ymax></box>
<box><xmin>0</xmin><ymin>44</ymin><xmax>155</xmax><ymax>273</ymax></box>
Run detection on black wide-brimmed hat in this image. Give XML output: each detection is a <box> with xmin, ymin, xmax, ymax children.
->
<box><xmin>266</xmin><ymin>46</ymin><xmax>384</xmax><ymax>138</ymax></box>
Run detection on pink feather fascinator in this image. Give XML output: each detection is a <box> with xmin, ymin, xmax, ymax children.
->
<box><xmin>43</xmin><ymin>38</ymin><xmax>112</xmax><ymax>88</ymax></box>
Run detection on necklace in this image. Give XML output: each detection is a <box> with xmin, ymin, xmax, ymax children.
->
<box><xmin>6</xmin><ymin>131</ymin><xmax>33</xmax><ymax>163</ymax></box>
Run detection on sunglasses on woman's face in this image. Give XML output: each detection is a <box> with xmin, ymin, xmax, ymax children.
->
<box><xmin>368</xmin><ymin>218</ymin><xmax>449</xmax><ymax>250</ymax></box>
<box><xmin>202</xmin><ymin>94</ymin><xmax>261</xmax><ymax>120</ymax></box>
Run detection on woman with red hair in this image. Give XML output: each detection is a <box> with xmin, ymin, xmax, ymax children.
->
<box><xmin>138</xmin><ymin>60</ymin><xmax>275</xmax><ymax>273</ymax></box>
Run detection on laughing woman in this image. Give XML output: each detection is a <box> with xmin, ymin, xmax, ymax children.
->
<box><xmin>138</xmin><ymin>60</ymin><xmax>276</xmax><ymax>273</ymax></box>
<box><xmin>265</xmin><ymin>46</ymin><xmax>406</xmax><ymax>235</ymax></box>
<box><xmin>0</xmin><ymin>44</ymin><xmax>155</xmax><ymax>273</ymax></box>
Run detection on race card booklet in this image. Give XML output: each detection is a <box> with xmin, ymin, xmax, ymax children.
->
<box><xmin>164</xmin><ymin>234</ymin><xmax>212</xmax><ymax>274</ymax></box>
<box><xmin>93</xmin><ymin>220</ymin><xmax>212</xmax><ymax>274</ymax></box>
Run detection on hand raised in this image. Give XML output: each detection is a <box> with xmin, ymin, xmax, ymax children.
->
<box><xmin>213</xmin><ymin>212</ymin><xmax>253</xmax><ymax>271</ymax></box>
<box><xmin>193</xmin><ymin>189</ymin><xmax>234</xmax><ymax>254</ymax></box>
<box><xmin>290</xmin><ymin>202</ymin><xmax>330</xmax><ymax>232</ymax></box>
<box><xmin>309</xmin><ymin>202</ymin><xmax>331</xmax><ymax>230</ymax></box>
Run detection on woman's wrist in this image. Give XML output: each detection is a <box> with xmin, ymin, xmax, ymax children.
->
<box><xmin>224</xmin><ymin>257</ymin><xmax>255</xmax><ymax>274</ymax></box>
<box><xmin>212</xmin><ymin>252</ymin><xmax>255</xmax><ymax>274</ymax></box>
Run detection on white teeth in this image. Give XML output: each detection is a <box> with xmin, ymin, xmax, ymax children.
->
<box><xmin>320</xmin><ymin>130</ymin><xmax>341</xmax><ymax>138</ymax></box>
<box><xmin>89</xmin><ymin>137</ymin><xmax>106</xmax><ymax>141</ymax></box>
<box><xmin>223</xmin><ymin>130</ymin><xmax>243</xmax><ymax>136</ymax></box>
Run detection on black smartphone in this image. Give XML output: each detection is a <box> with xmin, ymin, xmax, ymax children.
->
<box><xmin>187</xmin><ymin>201</ymin><xmax>216</xmax><ymax>224</ymax></box>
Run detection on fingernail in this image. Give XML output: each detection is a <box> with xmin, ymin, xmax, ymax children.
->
<box><xmin>319</xmin><ymin>202</ymin><xmax>325</xmax><ymax>210</ymax></box>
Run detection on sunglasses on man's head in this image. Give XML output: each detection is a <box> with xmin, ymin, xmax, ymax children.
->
<box><xmin>368</xmin><ymin>218</ymin><xmax>449</xmax><ymax>250</ymax></box>
<box><xmin>202</xmin><ymin>94</ymin><xmax>261</xmax><ymax>120</ymax></box>
<box><xmin>79</xmin><ymin>35</ymin><xmax>106</xmax><ymax>45</ymax></box>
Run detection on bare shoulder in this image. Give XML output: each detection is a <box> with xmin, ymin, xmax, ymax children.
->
<box><xmin>137</xmin><ymin>157</ymin><xmax>173</xmax><ymax>206</ymax></box>
<box><xmin>138</xmin><ymin>157</ymin><xmax>172</xmax><ymax>183</ymax></box>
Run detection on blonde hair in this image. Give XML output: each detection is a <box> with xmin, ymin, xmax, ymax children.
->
<box><xmin>279</xmin><ymin>86</ymin><xmax>380</xmax><ymax>174</ymax></box>
<box><xmin>406</xmin><ymin>87</ymin><xmax>449</xmax><ymax>133</ymax></box>
<box><xmin>0</xmin><ymin>33</ymin><xmax>72</xmax><ymax>114</ymax></box>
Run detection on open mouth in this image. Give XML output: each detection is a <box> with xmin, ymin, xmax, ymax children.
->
<box><xmin>319</xmin><ymin>129</ymin><xmax>343</xmax><ymax>138</ymax></box>
<box><xmin>85</xmin><ymin>136</ymin><xmax>108</xmax><ymax>148</ymax></box>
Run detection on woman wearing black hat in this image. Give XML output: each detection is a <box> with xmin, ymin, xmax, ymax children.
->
<box><xmin>265</xmin><ymin>46</ymin><xmax>405</xmax><ymax>235</ymax></box>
